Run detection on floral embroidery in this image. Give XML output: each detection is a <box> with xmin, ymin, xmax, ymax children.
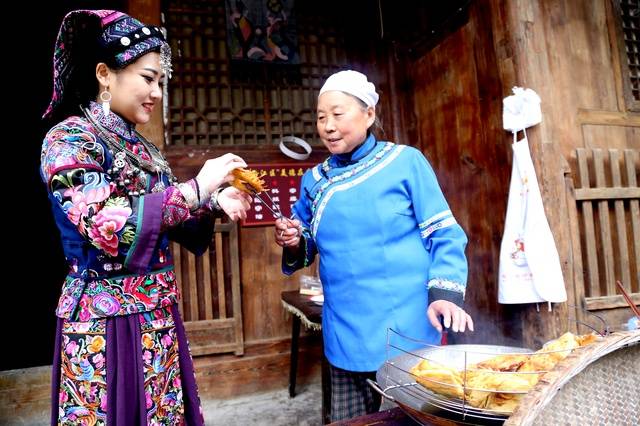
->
<box><xmin>59</xmin><ymin>318</ymin><xmax>108</xmax><ymax>425</ymax></box>
<box><xmin>56</xmin><ymin>270</ymin><xmax>179</xmax><ymax>320</ymax></box>
<box><xmin>139</xmin><ymin>309</ymin><xmax>185</xmax><ymax>425</ymax></box>
<box><xmin>58</xmin><ymin>308</ymin><xmax>188</xmax><ymax>425</ymax></box>
<box><xmin>162</xmin><ymin>185</ymin><xmax>192</xmax><ymax>230</ymax></box>
<box><xmin>87</xmin><ymin>198</ymin><xmax>133</xmax><ymax>256</ymax></box>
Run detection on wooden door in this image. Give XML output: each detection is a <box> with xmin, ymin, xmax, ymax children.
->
<box><xmin>172</xmin><ymin>220</ymin><xmax>244</xmax><ymax>355</ymax></box>
<box><xmin>568</xmin><ymin>148</ymin><xmax>640</xmax><ymax>331</ymax></box>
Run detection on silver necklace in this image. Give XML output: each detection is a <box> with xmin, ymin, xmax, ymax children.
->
<box><xmin>82</xmin><ymin>108</ymin><xmax>176</xmax><ymax>193</ymax></box>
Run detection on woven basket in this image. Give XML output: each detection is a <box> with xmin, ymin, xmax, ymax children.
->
<box><xmin>505</xmin><ymin>330</ymin><xmax>639</xmax><ymax>426</ymax></box>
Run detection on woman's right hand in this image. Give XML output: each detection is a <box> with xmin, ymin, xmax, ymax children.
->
<box><xmin>196</xmin><ymin>153</ymin><xmax>247</xmax><ymax>197</ymax></box>
<box><xmin>217</xmin><ymin>187</ymin><xmax>252</xmax><ymax>221</ymax></box>
<box><xmin>275</xmin><ymin>218</ymin><xmax>302</xmax><ymax>248</ymax></box>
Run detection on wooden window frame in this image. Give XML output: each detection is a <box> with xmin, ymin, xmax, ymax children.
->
<box><xmin>611</xmin><ymin>0</ymin><xmax>640</xmax><ymax>112</ymax></box>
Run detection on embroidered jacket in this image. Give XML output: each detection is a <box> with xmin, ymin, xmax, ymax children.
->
<box><xmin>283</xmin><ymin>134</ymin><xmax>468</xmax><ymax>371</ymax></box>
<box><xmin>41</xmin><ymin>103</ymin><xmax>216</xmax><ymax>321</ymax></box>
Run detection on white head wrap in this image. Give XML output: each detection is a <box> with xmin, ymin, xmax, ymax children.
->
<box><xmin>318</xmin><ymin>70</ymin><xmax>379</xmax><ymax>107</ymax></box>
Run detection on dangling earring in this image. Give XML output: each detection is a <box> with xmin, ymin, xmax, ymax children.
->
<box><xmin>100</xmin><ymin>89</ymin><xmax>112</xmax><ymax>116</ymax></box>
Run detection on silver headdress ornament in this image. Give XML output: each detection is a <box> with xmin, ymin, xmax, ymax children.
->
<box><xmin>160</xmin><ymin>43</ymin><xmax>173</xmax><ymax>79</ymax></box>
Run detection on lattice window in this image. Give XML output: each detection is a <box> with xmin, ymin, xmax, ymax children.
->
<box><xmin>613</xmin><ymin>0</ymin><xmax>640</xmax><ymax>110</ymax></box>
<box><xmin>620</xmin><ymin>0</ymin><xmax>639</xmax><ymax>101</ymax></box>
<box><xmin>163</xmin><ymin>0</ymin><xmax>348</xmax><ymax>146</ymax></box>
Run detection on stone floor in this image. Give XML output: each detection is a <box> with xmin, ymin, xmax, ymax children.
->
<box><xmin>0</xmin><ymin>381</ymin><xmax>322</xmax><ymax>426</ymax></box>
<box><xmin>202</xmin><ymin>382</ymin><xmax>322</xmax><ymax>426</ymax></box>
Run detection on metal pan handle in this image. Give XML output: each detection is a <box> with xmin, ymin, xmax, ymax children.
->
<box><xmin>366</xmin><ymin>379</ymin><xmax>396</xmax><ymax>402</ymax></box>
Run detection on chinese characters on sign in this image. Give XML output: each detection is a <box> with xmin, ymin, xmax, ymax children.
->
<box><xmin>241</xmin><ymin>163</ymin><xmax>315</xmax><ymax>226</ymax></box>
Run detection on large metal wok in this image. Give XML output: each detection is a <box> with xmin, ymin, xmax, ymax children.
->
<box><xmin>368</xmin><ymin>343</ymin><xmax>533</xmax><ymax>426</ymax></box>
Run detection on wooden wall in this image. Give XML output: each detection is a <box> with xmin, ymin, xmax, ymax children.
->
<box><xmin>489</xmin><ymin>0</ymin><xmax>638</xmax><ymax>345</ymax></box>
<box><xmin>389</xmin><ymin>0</ymin><xmax>529</xmax><ymax>347</ymax></box>
<box><xmin>169</xmin><ymin>0</ymin><xmax>639</xmax><ymax>394</ymax></box>
<box><xmin>398</xmin><ymin>0</ymin><xmax>639</xmax><ymax>348</ymax></box>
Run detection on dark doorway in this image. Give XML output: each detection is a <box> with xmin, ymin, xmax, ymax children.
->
<box><xmin>2</xmin><ymin>0</ymin><xmax>125</xmax><ymax>371</ymax></box>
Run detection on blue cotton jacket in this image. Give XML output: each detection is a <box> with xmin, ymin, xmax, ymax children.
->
<box><xmin>283</xmin><ymin>135</ymin><xmax>468</xmax><ymax>371</ymax></box>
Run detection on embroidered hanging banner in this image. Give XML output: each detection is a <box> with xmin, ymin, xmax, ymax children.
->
<box><xmin>225</xmin><ymin>0</ymin><xmax>299</xmax><ymax>64</ymax></box>
<box><xmin>241</xmin><ymin>163</ymin><xmax>314</xmax><ymax>226</ymax></box>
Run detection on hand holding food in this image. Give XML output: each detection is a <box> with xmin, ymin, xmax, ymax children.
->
<box><xmin>196</xmin><ymin>153</ymin><xmax>247</xmax><ymax>197</ymax></box>
<box><xmin>275</xmin><ymin>217</ymin><xmax>302</xmax><ymax>248</ymax></box>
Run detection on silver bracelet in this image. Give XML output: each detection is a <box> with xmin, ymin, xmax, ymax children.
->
<box><xmin>178</xmin><ymin>182</ymin><xmax>199</xmax><ymax>211</ymax></box>
<box><xmin>209</xmin><ymin>188</ymin><xmax>224</xmax><ymax>211</ymax></box>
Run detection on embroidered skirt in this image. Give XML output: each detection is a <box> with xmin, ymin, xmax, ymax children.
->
<box><xmin>50</xmin><ymin>304</ymin><xmax>204</xmax><ymax>426</ymax></box>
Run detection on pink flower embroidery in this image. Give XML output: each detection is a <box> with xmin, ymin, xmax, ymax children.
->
<box><xmin>65</xmin><ymin>341</ymin><xmax>79</xmax><ymax>357</ymax></box>
<box><xmin>88</xmin><ymin>205</ymin><xmax>132</xmax><ymax>256</ymax></box>
<box><xmin>77</xmin><ymin>297</ymin><xmax>92</xmax><ymax>322</ymax></box>
<box><xmin>65</xmin><ymin>184</ymin><xmax>110</xmax><ymax>225</ymax></box>
<box><xmin>92</xmin><ymin>353</ymin><xmax>105</xmax><ymax>370</ymax></box>
<box><xmin>161</xmin><ymin>334</ymin><xmax>173</xmax><ymax>348</ymax></box>
<box><xmin>145</xmin><ymin>390</ymin><xmax>153</xmax><ymax>409</ymax></box>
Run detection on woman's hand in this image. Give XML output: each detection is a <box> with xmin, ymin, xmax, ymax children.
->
<box><xmin>427</xmin><ymin>300</ymin><xmax>474</xmax><ymax>333</ymax></box>
<box><xmin>196</xmin><ymin>153</ymin><xmax>247</xmax><ymax>197</ymax></box>
<box><xmin>217</xmin><ymin>187</ymin><xmax>252</xmax><ymax>221</ymax></box>
<box><xmin>274</xmin><ymin>218</ymin><xmax>302</xmax><ymax>248</ymax></box>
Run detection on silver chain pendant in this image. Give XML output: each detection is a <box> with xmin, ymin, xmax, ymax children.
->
<box><xmin>113</xmin><ymin>152</ymin><xmax>127</xmax><ymax>169</ymax></box>
<box><xmin>152</xmin><ymin>181</ymin><xmax>166</xmax><ymax>193</ymax></box>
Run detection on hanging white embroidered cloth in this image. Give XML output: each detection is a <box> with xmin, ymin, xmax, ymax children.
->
<box><xmin>498</xmin><ymin>88</ymin><xmax>567</xmax><ymax>304</ymax></box>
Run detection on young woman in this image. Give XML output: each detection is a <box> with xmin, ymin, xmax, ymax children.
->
<box><xmin>41</xmin><ymin>10</ymin><xmax>251</xmax><ymax>425</ymax></box>
<box><xmin>275</xmin><ymin>70</ymin><xmax>474</xmax><ymax>421</ymax></box>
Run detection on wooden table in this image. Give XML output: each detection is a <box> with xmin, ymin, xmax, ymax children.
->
<box><xmin>280</xmin><ymin>290</ymin><xmax>330</xmax><ymax>423</ymax></box>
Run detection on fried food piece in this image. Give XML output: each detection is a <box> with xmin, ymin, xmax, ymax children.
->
<box><xmin>410</xmin><ymin>359</ymin><xmax>465</xmax><ymax>399</ymax></box>
<box><xmin>465</xmin><ymin>369</ymin><xmax>537</xmax><ymax>408</ymax></box>
<box><xmin>576</xmin><ymin>332</ymin><xmax>598</xmax><ymax>346</ymax></box>
<box><xmin>473</xmin><ymin>354</ymin><xmax>528</xmax><ymax>372</ymax></box>
<box><xmin>410</xmin><ymin>332</ymin><xmax>599</xmax><ymax>414</ymax></box>
<box><xmin>231</xmin><ymin>168</ymin><xmax>266</xmax><ymax>193</ymax></box>
<box><xmin>483</xmin><ymin>392</ymin><xmax>523</xmax><ymax>413</ymax></box>
<box><xmin>518</xmin><ymin>332</ymin><xmax>581</xmax><ymax>374</ymax></box>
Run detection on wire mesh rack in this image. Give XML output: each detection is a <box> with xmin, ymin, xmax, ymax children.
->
<box><xmin>368</xmin><ymin>320</ymin><xmax>609</xmax><ymax>426</ymax></box>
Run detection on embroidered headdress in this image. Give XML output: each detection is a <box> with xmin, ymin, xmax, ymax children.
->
<box><xmin>43</xmin><ymin>10</ymin><xmax>172</xmax><ymax>119</ymax></box>
<box><xmin>318</xmin><ymin>70</ymin><xmax>379</xmax><ymax>108</ymax></box>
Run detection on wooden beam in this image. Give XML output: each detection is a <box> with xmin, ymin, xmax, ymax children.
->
<box><xmin>574</xmin><ymin>187</ymin><xmax>640</xmax><ymax>200</ymax></box>
<box><xmin>610</xmin><ymin>151</ymin><xmax>631</xmax><ymax>292</ymax></box>
<box><xmin>577</xmin><ymin>109</ymin><xmax>640</xmax><ymax>127</ymax></box>
<box><xmin>626</xmin><ymin>150</ymin><xmax>640</xmax><ymax>292</ymax></box>
<box><xmin>584</xmin><ymin>293</ymin><xmax>640</xmax><ymax>311</ymax></box>
<box><xmin>576</xmin><ymin>149</ymin><xmax>600</xmax><ymax>297</ymax></box>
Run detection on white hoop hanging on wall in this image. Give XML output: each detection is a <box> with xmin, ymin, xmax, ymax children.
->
<box><xmin>279</xmin><ymin>136</ymin><xmax>312</xmax><ymax>160</ymax></box>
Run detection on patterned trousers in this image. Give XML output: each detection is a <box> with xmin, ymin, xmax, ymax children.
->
<box><xmin>329</xmin><ymin>364</ymin><xmax>381</xmax><ymax>422</ymax></box>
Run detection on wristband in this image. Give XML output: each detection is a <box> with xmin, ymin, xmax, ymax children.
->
<box><xmin>209</xmin><ymin>188</ymin><xmax>224</xmax><ymax>211</ymax></box>
<box><xmin>178</xmin><ymin>181</ymin><xmax>199</xmax><ymax>211</ymax></box>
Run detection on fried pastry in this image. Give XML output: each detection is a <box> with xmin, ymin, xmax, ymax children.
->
<box><xmin>231</xmin><ymin>168</ymin><xmax>266</xmax><ymax>193</ymax></box>
<box><xmin>410</xmin><ymin>359</ymin><xmax>465</xmax><ymax>399</ymax></box>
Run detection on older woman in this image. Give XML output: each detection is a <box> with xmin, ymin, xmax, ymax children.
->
<box><xmin>275</xmin><ymin>70</ymin><xmax>474</xmax><ymax>421</ymax></box>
